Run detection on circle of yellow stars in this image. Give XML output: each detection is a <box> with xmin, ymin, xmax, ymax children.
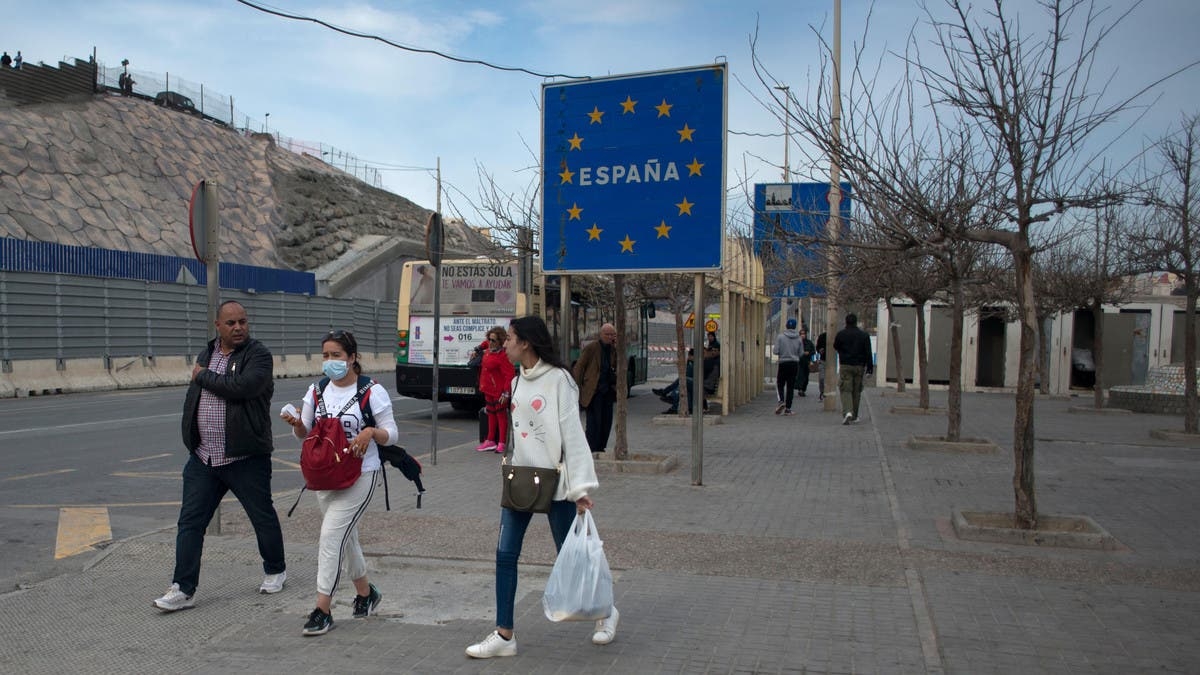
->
<box><xmin>558</xmin><ymin>93</ymin><xmax>707</xmax><ymax>255</ymax></box>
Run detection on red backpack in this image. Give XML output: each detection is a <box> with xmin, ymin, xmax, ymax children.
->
<box><xmin>299</xmin><ymin>378</ymin><xmax>372</xmax><ymax>491</ymax></box>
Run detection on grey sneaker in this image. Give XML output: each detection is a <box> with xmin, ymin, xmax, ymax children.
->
<box><xmin>259</xmin><ymin>571</ymin><xmax>286</xmax><ymax>594</ymax></box>
<box><xmin>353</xmin><ymin>583</ymin><xmax>382</xmax><ymax>618</ymax></box>
<box><xmin>466</xmin><ymin>631</ymin><xmax>517</xmax><ymax>658</ymax></box>
<box><xmin>153</xmin><ymin>583</ymin><xmax>195</xmax><ymax>612</ymax></box>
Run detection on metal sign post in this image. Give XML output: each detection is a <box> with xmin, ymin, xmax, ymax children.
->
<box><xmin>190</xmin><ymin>180</ymin><xmax>222</xmax><ymax>534</ymax></box>
<box><xmin>427</xmin><ymin>163</ymin><xmax>445</xmax><ymax>465</ymax></box>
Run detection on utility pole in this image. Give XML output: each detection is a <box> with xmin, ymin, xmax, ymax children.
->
<box><xmin>775</xmin><ymin>84</ymin><xmax>790</xmax><ymax>182</ymax></box>
<box><xmin>824</xmin><ymin>0</ymin><xmax>843</xmax><ymax>413</ymax></box>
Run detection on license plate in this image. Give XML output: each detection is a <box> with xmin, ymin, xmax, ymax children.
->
<box><xmin>445</xmin><ymin>387</ymin><xmax>475</xmax><ymax>395</ymax></box>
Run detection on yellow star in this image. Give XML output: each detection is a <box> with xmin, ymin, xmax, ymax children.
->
<box><xmin>619</xmin><ymin>235</ymin><xmax>636</xmax><ymax>252</ymax></box>
<box><xmin>677</xmin><ymin>123</ymin><xmax>695</xmax><ymax>142</ymax></box>
<box><xmin>655</xmin><ymin>99</ymin><xmax>673</xmax><ymax>117</ymax></box>
<box><xmin>568</xmin><ymin>133</ymin><xmax>584</xmax><ymax>150</ymax></box>
<box><xmin>586</xmin><ymin>223</ymin><xmax>603</xmax><ymax>240</ymax></box>
<box><xmin>675</xmin><ymin>197</ymin><xmax>694</xmax><ymax>215</ymax></box>
<box><xmin>559</xmin><ymin>165</ymin><xmax>575</xmax><ymax>184</ymax></box>
<box><xmin>687</xmin><ymin>157</ymin><xmax>704</xmax><ymax>176</ymax></box>
<box><xmin>620</xmin><ymin>95</ymin><xmax>637</xmax><ymax>114</ymax></box>
<box><xmin>587</xmin><ymin>106</ymin><xmax>604</xmax><ymax>124</ymax></box>
<box><xmin>655</xmin><ymin>220</ymin><xmax>672</xmax><ymax>238</ymax></box>
<box><xmin>567</xmin><ymin>203</ymin><xmax>583</xmax><ymax>220</ymax></box>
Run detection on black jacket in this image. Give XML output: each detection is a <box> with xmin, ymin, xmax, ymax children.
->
<box><xmin>182</xmin><ymin>337</ymin><xmax>275</xmax><ymax>458</ymax></box>
<box><xmin>833</xmin><ymin>325</ymin><xmax>872</xmax><ymax>367</ymax></box>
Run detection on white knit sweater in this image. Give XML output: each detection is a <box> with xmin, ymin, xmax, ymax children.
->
<box><xmin>508</xmin><ymin>359</ymin><xmax>599</xmax><ymax>502</ymax></box>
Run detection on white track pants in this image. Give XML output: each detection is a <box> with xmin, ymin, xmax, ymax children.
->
<box><xmin>314</xmin><ymin>470</ymin><xmax>377</xmax><ymax>597</ymax></box>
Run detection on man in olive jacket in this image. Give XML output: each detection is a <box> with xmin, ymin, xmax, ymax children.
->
<box><xmin>572</xmin><ymin>323</ymin><xmax>618</xmax><ymax>454</ymax></box>
<box><xmin>154</xmin><ymin>300</ymin><xmax>286</xmax><ymax>612</ymax></box>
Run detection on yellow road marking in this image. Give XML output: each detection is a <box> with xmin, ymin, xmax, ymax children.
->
<box><xmin>112</xmin><ymin>471</ymin><xmax>182</xmax><ymax>479</ymax></box>
<box><xmin>55</xmin><ymin>507</ymin><xmax>112</xmax><ymax>559</ymax></box>
<box><xmin>122</xmin><ymin>453</ymin><xmax>173</xmax><ymax>463</ymax></box>
<box><xmin>3</xmin><ymin>468</ymin><xmax>75</xmax><ymax>482</ymax></box>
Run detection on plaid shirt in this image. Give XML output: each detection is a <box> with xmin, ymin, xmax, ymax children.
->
<box><xmin>195</xmin><ymin>350</ymin><xmax>242</xmax><ymax>467</ymax></box>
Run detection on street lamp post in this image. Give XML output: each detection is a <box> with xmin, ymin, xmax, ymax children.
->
<box><xmin>264</xmin><ymin>113</ymin><xmax>270</xmax><ymax>134</ymax></box>
<box><xmin>775</xmin><ymin>85</ymin><xmax>790</xmax><ymax>182</ymax></box>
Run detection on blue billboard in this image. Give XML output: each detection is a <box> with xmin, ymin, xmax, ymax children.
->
<box><xmin>753</xmin><ymin>182</ymin><xmax>852</xmax><ymax>297</ymax></box>
<box><xmin>542</xmin><ymin>64</ymin><xmax>727</xmax><ymax>273</ymax></box>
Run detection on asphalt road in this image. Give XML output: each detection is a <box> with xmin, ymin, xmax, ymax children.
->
<box><xmin>0</xmin><ymin>371</ymin><xmax>479</xmax><ymax>592</ymax></box>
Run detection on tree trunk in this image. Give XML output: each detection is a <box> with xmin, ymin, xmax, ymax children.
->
<box><xmin>946</xmin><ymin>279</ymin><xmax>964</xmax><ymax>442</ymax></box>
<box><xmin>1012</xmin><ymin>246</ymin><xmax>1039</xmax><ymax>530</ymax></box>
<box><xmin>1185</xmin><ymin>284</ymin><xmax>1198</xmax><ymax>433</ymax></box>
<box><xmin>915</xmin><ymin>302</ymin><xmax>930</xmax><ymax>409</ymax></box>
<box><xmin>674</xmin><ymin>311</ymin><xmax>687</xmax><ymax>417</ymax></box>
<box><xmin>1091</xmin><ymin>300</ymin><xmax>1105</xmax><ymax>410</ymax></box>
<box><xmin>887</xmin><ymin>298</ymin><xmax>906</xmax><ymax>392</ymax></box>
<box><xmin>613</xmin><ymin>275</ymin><xmax>629</xmax><ymax>460</ymax></box>
<box><xmin>1036</xmin><ymin>314</ymin><xmax>1051</xmax><ymax>395</ymax></box>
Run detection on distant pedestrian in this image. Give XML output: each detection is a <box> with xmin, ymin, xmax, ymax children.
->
<box><xmin>572</xmin><ymin>323</ymin><xmax>618</xmax><ymax>453</ymax></box>
<box><xmin>12</xmin><ymin>51</ymin><xmax>21</xmax><ymax>69</ymax></box>
<box><xmin>153</xmin><ymin>300</ymin><xmax>287</xmax><ymax>613</ymax></box>
<box><xmin>773</xmin><ymin>318</ymin><xmax>803</xmax><ymax>415</ymax></box>
<box><xmin>476</xmin><ymin>326</ymin><xmax>515</xmax><ymax>453</ymax></box>
<box><xmin>0</xmin><ymin>52</ymin><xmax>10</xmax><ymax>69</ymax></box>
<box><xmin>815</xmin><ymin>332</ymin><xmax>828</xmax><ymax>401</ymax></box>
<box><xmin>793</xmin><ymin>328</ymin><xmax>815</xmax><ymax>397</ymax></box>
<box><xmin>833</xmin><ymin>313</ymin><xmax>872</xmax><ymax>424</ymax></box>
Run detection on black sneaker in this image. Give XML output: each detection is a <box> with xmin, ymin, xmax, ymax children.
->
<box><xmin>353</xmin><ymin>584</ymin><xmax>382</xmax><ymax>618</ymax></box>
<box><xmin>302</xmin><ymin>608</ymin><xmax>334</xmax><ymax>636</ymax></box>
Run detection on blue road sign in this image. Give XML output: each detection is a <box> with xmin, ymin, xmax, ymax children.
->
<box><xmin>542</xmin><ymin>64</ymin><xmax>726</xmax><ymax>274</ymax></box>
<box><xmin>753</xmin><ymin>182</ymin><xmax>852</xmax><ymax>297</ymax></box>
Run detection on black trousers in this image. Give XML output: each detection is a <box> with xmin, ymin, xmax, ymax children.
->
<box><xmin>795</xmin><ymin>362</ymin><xmax>811</xmax><ymax>393</ymax></box>
<box><xmin>776</xmin><ymin>361</ymin><xmax>800</xmax><ymax>410</ymax></box>
<box><xmin>584</xmin><ymin>396</ymin><xmax>614</xmax><ymax>453</ymax></box>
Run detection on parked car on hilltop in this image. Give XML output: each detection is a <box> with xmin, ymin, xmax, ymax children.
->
<box><xmin>154</xmin><ymin>91</ymin><xmax>195</xmax><ymax>112</ymax></box>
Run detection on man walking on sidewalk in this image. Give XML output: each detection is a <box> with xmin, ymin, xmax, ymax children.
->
<box><xmin>773</xmin><ymin>319</ymin><xmax>803</xmax><ymax>415</ymax></box>
<box><xmin>153</xmin><ymin>300</ymin><xmax>287</xmax><ymax>612</ymax></box>
<box><xmin>833</xmin><ymin>313</ymin><xmax>872</xmax><ymax>424</ymax></box>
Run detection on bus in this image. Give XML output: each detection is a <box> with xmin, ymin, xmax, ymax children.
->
<box><xmin>395</xmin><ymin>259</ymin><xmax>523</xmax><ymax>410</ymax></box>
<box><xmin>395</xmin><ymin>258</ymin><xmax>650</xmax><ymax>410</ymax></box>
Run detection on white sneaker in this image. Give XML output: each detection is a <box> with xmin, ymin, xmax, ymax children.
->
<box><xmin>259</xmin><ymin>571</ymin><xmax>286</xmax><ymax>594</ymax></box>
<box><xmin>465</xmin><ymin>630</ymin><xmax>517</xmax><ymax>658</ymax></box>
<box><xmin>153</xmin><ymin>583</ymin><xmax>195</xmax><ymax>612</ymax></box>
<box><xmin>592</xmin><ymin>606</ymin><xmax>619</xmax><ymax>645</ymax></box>
<box><xmin>843</xmin><ymin>412</ymin><xmax>853</xmax><ymax>425</ymax></box>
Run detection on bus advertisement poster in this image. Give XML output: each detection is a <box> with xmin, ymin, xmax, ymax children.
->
<box><xmin>404</xmin><ymin>316</ymin><xmax>513</xmax><ymax>366</ymax></box>
<box><xmin>408</xmin><ymin>262</ymin><xmax>517</xmax><ymax>316</ymax></box>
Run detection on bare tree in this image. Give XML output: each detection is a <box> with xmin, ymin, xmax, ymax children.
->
<box><xmin>1132</xmin><ymin>112</ymin><xmax>1200</xmax><ymax>433</ymax></box>
<box><xmin>913</xmin><ymin>0</ymin><xmax>1142</xmax><ymax>528</ymax></box>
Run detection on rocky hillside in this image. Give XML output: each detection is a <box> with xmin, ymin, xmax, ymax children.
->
<box><xmin>0</xmin><ymin>94</ymin><xmax>491</xmax><ymax>270</ymax></box>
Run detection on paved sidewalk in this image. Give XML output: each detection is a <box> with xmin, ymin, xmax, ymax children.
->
<box><xmin>4</xmin><ymin>384</ymin><xmax>1199</xmax><ymax>674</ymax></box>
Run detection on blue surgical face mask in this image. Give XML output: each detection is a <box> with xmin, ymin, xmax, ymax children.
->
<box><xmin>322</xmin><ymin>359</ymin><xmax>349</xmax><ymax>380</ymax></box>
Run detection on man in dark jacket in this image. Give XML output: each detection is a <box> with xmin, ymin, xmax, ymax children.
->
<box><xmin>793</xmin><ymin>328</ymin><xmax>816</xmax><ymax>397</ymax></box>
<box><xmin>833</xmin><ymin>313</ymin><xmax>872</xmax><ymax>424</ymax></box>
<box><xmin>154</xmin><ymin>300</ymin><xmax>286</xmax><ymax>612</ymax></box>
<box><xmin>572</xmin><ymin>323</ymin><xmax>618</xmax><ymax>453</ymax></box>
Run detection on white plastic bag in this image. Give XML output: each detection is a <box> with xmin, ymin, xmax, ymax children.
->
<box><xmin>542</xmin><ymin>510</ymin><xmax>614</xmax><ymax>622</ymax></box>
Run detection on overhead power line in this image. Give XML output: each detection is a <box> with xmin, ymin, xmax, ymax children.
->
<box><xmin>235</xmin><ymin>0</ymin><xmax>587</xmax><ymax>80</ymax></box>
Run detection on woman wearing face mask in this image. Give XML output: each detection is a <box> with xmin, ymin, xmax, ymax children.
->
<box><xmin>281</xmin><ymin>329</ymin><xmax>398</xmax><ymax>636</ymax></box>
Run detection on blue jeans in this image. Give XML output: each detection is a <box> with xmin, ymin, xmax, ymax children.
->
<box><xmin>495</xmin><ymin>500</ymin><xmax>577</xmax><ymax>630</ymax></box>
<box><xmin>173</xmin><ymin>453</ymin><xmax>285</xmax><ymax>595</ymax></box>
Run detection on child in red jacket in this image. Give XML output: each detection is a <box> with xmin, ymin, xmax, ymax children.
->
<box><xmin>477</xmin><ymin>326</ymin><xmax>515</xmax><ymax>453</ymax></box>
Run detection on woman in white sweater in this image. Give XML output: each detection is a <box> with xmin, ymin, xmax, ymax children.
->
<box><xmin>465</xmin><ymin>315</ymin><xmax>618</xmax><ymax>659</ymax></box>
